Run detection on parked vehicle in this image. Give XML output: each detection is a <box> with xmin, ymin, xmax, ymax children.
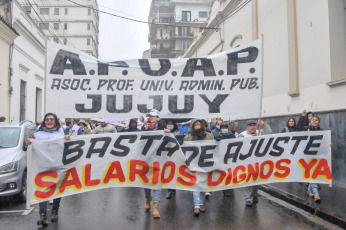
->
<box><xmin>0</xmin><ymin>121</ymin><xmax>32</xmax><ymax>202</ymax></box>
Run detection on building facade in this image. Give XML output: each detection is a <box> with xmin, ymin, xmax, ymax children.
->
<box><xmin>147</xmin><ymin>0</ymin><xmax>211</xmax><ymax>58</ymax></box>
<box><xmin>184</xmin><ymin>0</ymin><xmax>346</xmax><ymax>187</ymax></box>
<box><xmin>0</xmin><ymin>12</ymin><xmax>19</xmax><ymax>121</ymax></box>
<box><xmin>9</xmin><ymin>0</ymin><xmax>46</xmax><ymax>122</ymax></box>
<box><xmin>18</xmin><ymin>0</ymin><xmax>99</xmax><ymax>57</ymax></box>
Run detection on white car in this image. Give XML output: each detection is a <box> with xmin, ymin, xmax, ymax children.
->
<box><xmin>0</xmin><ymin>121</ymin><xmax>33</xmax><ymax>202</ymax></box>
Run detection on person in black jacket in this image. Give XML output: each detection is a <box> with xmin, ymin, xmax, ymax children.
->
<box><xmin>281</xmin><ymin>117</ymin><xmax>296</xmax><ymax>133</ymax></box>
<box><xmin>297</xmin><ymin>110</ymin><xmax>314</xmax><ymax>130</ymax></box>
<box><xmin>125</xmin><ymin>119</ymin><xmax>139</xmax><ymax>132</ymax></box>
<box><xmin>297</xmin><ymin>111</ymin><xmax>323</xmax><ymax>202</ymax></box>
<box><xmin>216</xmin><ymin>125</ymin><xmax>236</xmax><ymax>197</ymax></box>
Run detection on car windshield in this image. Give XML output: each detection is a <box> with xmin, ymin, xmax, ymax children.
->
<box><xmin>0</xmin><ymin>127</ymin><xmax>21</xmax><ymax>148</ymax></box>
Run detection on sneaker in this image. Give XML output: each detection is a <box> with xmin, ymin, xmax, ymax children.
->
<box><xmin>205</xmin><ymin>192</ymin><xmax>211</xmax><ymax>199</ymax></box>
<box><xmin>51</xmin><ymin>210</ymin><xmax>58</xmax><ymax>222</ymax></box>
<box><xmin>194</xmin><ymin>208</ymin><xmax>200</xmax><ymax>216</ymax></box>
<box><xmin>37</xmin><ymin>213</ymin><xmax>49</xmax><ymax>226</ymax></box>
<box><xmin>314</xmin><ymin>195</ymin><xmax>321</xmax><ymax>202</ymax></box>
<box><xmin>200</xmin><ymin>205</ymin><xmax>206</xmax><ymax>212</ymax></box>
<box><xmin>223</xmin><ymin>190</ymin><xmax>231</xmax><ymax>197</ymax></box>
<box><xmin>166</xmin><ymin>191</ymin><xmax>173</xmax><ymax>199</ymax></box>
<box><xmin>253</xmin><ymin>196</ymin><xmax>258</xmax><ymax>203</ymax></box>
<box><xmin>307</xmin><ymin>190</ymin><xmax>314</xmax><ymax>198</ymax></box>
<box><xmin>245</xmin><ymin>200</ymin><xmax>253</xmax><ymax>207</ymax></box>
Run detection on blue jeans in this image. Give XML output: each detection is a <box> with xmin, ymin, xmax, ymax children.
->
<box><xmin>144</xmin><ymin>189</ymin><xmax>161</xmax><ymax>204</ymax></box>
<box><xmin>193</xmin><ymin>191</ymin><xmax>206</xmax><ymax>208</ymax></box>
<box><xmin>308</xmin><ymin>183</ymin><xmax>319</xmax><ymax>196</ymax></box>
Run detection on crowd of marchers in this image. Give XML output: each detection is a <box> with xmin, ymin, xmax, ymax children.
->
<box><xmin>0</xmin><ymin>109</ymin><xmax>325</xmax><ymax>226</ymax></box>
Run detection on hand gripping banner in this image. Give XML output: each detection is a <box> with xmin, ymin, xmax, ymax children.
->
<box><xmin>45</xmin><ymin>39</ymin><xmax>262</xmax><ymax>119</ymax></box>
<box><xmin>27</xmin><ymin>131</ymin><xmax>332</xmax><ymax>206</ymax></box>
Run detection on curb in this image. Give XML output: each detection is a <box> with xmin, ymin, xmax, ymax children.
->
<box><xmin>259</xmin><ymin>185</ymin><xmax>346</xmax><ymax>229</ymax></box>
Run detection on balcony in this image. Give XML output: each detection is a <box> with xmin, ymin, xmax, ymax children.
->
<box><xmin>152</xmin><ymin>0</ymin><xmax>171</xmax><ymax>7</ymax></box>
<box><xmin>171</xmin><ymin>33</ymin><xmax>194</xmax><ymax>39</ymax></box>
<box><xmin>151</xmin><ymin>48</ymin><xmax>171</xmax><ymax>58</ymax></box>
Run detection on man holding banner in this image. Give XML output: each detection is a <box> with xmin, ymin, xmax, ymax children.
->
<box><xmin>239</xmin><ymin>119</ymin><xmax>272</xmax><ymax>207</ymax></box>
<box><xmin>142</xmin><ymin>109</ymin><xmax>170</xmax><ymax>219</ymax></box>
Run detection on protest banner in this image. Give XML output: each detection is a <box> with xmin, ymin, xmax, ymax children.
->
<box><xmin>27</xmin><ymin>130</ymin><xmax>332</xmax><ymax>206</ymax></box>
<box><xmin>45</xmin><ymin>39</ymin><xmax>262</xmax><ymax>119</ymax></box>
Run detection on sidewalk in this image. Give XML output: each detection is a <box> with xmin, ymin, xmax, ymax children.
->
<box><xmin>259</xmin><ymin>182</ymin><xmax>346</xmax><ymax>229</ymax></box>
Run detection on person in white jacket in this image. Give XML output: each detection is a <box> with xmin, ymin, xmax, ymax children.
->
<box><xmin>27</xmin><ymin>113</ymin><xmax>70</xmax><ymax>226</ymax></box>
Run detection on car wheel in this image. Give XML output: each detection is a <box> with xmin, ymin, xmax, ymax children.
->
<box><xmin>14</xmin><ymin>171</ymin><xmax>27</xmax><ymax>203</ymax></box>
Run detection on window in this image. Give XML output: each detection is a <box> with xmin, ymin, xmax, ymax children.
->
<box><xmin>159</xmin><ymin>17</ymin><xmax>170</xmax><ymax>23</ymax></box>
<box><xmin>23</xmin><ymin>6</ymin><xmax>31</xmax><ymax>14</ymax></box>
<box><xmin>199</xmin><ymin>11</ymin><xmax>208</xmax><ymax>18</ymax></box>
<box><xmin>39</xmin><ymin>23</ymin><xmax>49</xmax><ymax>30</ymax></box>
<box><xmin>87</xmin><ymin>38</ymin><xmax>90</xmax><ymax>45</ymax></box>
<box><xmin>53</xmin><ymin>38</ymin><xmax>59</xmax><ymax>43</ymax></box>
<box><xmin>160</xmin><ymin>29</ymin><xmax>163</xmax><ymax>37</ymax></box>
<box><xmin>54</xmin><ymin>8</ymin><xmax>59</xmax><ymax>15</ymax></box>
<box><xmin>182</xmin><ymin>11</ymin><xmax>191</xmax><ymax>22</ymax></box>
<box><xmin>64</xmin><ymin>38</ymin><xmax>67</xmax><ymax>45</ymax></box>
<box><xmin>35</xmin><ymin>88</ymin><xmax>43</xmax><ymax>122</ymax></box>
<box><xmin>178</xmin><ymin>26</ymin><xmax>190</xmax><ymax>36</ymax></box>
<box><xmin>20</xmin><ymin>80</ymin><xmax>26</xmax><ymax>121</ymax></box>
<box><xmin>40</xmin><ymin>8</ymin><xmax>49</xmax><ymax>15</ymax></box>
<box><xmin>65</xmin><ymin>8</ymin><xmax>68</xmax><ymax>15</ymax></box>
<box><xmin>182</xmin><ymin>26</ymin><xmax>190</xmax><ymax>36</ymax></box>
<box><xmin>182</xmin><ymin>41</ymin><xmax>191</xmax><ymax>50</ymax></box>
<box><xmin>87</xmin><ymin>23</ymin><xmax>91</xmax><ymax>30</ymax></box>
<box><xmin>64</xmin><ymin>23</ymin><xmax>67</xmax><ymax>30</ymax></box>
<box><xmin>88</xmin><ymin>9</ymin><xmax>91</xmax><ymax>15</ymax></box>
<box><xmin>54</xmin><ymin>23</ymin><xmax>59</xmax><ymax>30</ymax></box>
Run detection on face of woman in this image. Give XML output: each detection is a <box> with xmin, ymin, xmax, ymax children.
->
<box><xmin>308</xmin><ymin>114</ymin><xmax>313</xmax><ymax>122</ymax></box>
<box><xmin>79</xmin><ymin>124</ymin><xmax>85</xmax><ymax>129</ymax></box>
<box><xmin>45</xmin><ymin>115</ymin><xmax>55</xmax><ymax>129</ymax></box>
<box><xmin>288</xmin><ymin>119</ymin><xmax>295</xmax><ymax>127</ymax></box>
<box><xmin>310</xmin><ymin>117</ymin><xmax>320</xmax><ymax>127</ymax></box>
<box><xmin>194</xmin><ymin>122</ymin><xmax>202</xmax><ymax>130</ymax></box>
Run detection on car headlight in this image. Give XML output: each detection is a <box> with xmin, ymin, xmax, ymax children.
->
<box><xmin>0</xmin><ymin>162</ymin><xmax>18</xmax><ymax>175</ymax></box>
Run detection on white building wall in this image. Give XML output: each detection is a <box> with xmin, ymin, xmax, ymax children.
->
<box><xmin>185</xmin><ymin>0</ymin><xmax>346</xmax><ymax>118</ymax></box>
<box><xmin>0</xmin><ymin>20</ymin><xmax>18</xmax><ymax>121</ymax></box>
<box><xmin>10</xmin><ymin>0</ymin><xmax>45</xmax><ymax>122</ymax></box>
<box><xmin>174</xmin><ymin>3</ymin><xmax>210</xmax><ymax>21</ymax></box>
<box><xmin>18</xmin><ymin>0</ymin><xmax>99</xmax><ymax>57</ymax></box>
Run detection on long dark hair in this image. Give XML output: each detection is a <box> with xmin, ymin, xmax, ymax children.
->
<box><xmin>286</xmin><ymin>117</ymin><xmax>296</xmax><ymax>129</ymax></box>
<box><xmin>191</xmin><ymin>119</ymin><xmax>206</xmax><ymax>139</ymax></box>
<box><xmin>166</xmin><ymin>119</ymin><xmax>178</xmax><ymax>132</ymax></box>
<box><xmin>39</xmin><ymin>113</ymin><xmax>60</xmax><ymax>131</ymax></box>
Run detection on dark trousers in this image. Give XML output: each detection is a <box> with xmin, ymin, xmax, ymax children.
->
<box><xmin>39</xmin><ymin>198</ymin><xmax>61</xmax><ymax>214</ymax></box>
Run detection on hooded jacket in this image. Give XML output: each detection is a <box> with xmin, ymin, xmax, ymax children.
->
<box><xmin>126</xmin><ymin>119</ymin><xmax>140</xmax><ymax>132</ymax></box>
<box><xmin>184</xmin><ymin>119</ymin><xmax>213</xmax><ymax>141</ymax></box>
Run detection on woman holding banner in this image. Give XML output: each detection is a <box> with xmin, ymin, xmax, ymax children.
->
<box><xmin>26</xmin><ymin>113</ymin><xmax>70</xmax><ymax>226</ymax></box>
<box><xmin>184</xmin><ymin>119</ymin><xmax>213</xmax><ymax>216</ymax></box>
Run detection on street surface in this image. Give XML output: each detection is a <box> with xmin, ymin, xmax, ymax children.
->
<box><xmin>0</xmin><ymin>187</ymin><xmax>340</xmax><ymax>230</ymax></box>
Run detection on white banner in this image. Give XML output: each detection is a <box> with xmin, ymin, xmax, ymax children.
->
<box><xmin>27</xmin><ymin>131</ymin><xmax>332</xmax><ymax>205</ymax></box>
<box><xmin>45</xmin><ymin>39</ymin><xmax>262</xmax><ymax>119</ymax></box>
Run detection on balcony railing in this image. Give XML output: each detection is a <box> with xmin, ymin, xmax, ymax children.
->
<box><xmin>152</xmin><ymin>0</ymin><xmax>170</xmax><ymax>7</ymax></box>
<box><xmin>151</xmin><ymin>48</ymin><xmax>170</xmax><ymax>55</ymax></box>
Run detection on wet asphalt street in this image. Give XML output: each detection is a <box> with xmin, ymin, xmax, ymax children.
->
<box><xmin>0</xmin><ymin>187</ymin><xmax>340</xmax><ymax>230</ymax></box>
